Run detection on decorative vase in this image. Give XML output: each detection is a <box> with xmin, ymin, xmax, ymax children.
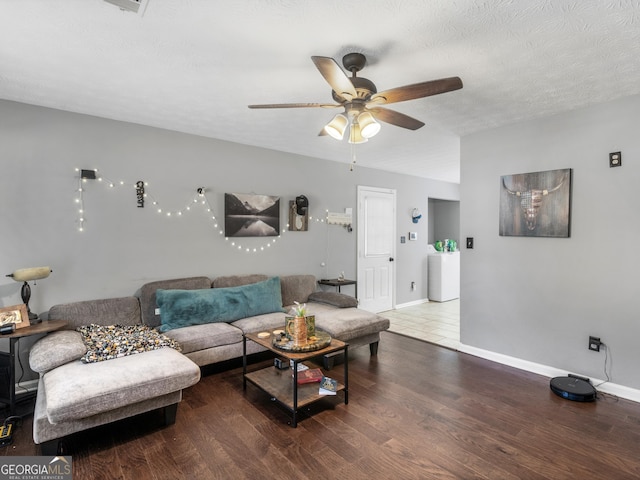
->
<box><xmin>292</xmin><ymin>316</ymin><xmax>308</xmax><ymax>347</ymax></box>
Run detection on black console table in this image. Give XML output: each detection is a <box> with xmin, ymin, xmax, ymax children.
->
<box><xmin>318</xmin><ymin>278</ymin><xmax>357</xmax><ymax>297</ymax></box>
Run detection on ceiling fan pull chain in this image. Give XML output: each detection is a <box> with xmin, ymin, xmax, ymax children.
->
<box><xmin>350</xmin><ymin>143</ymin><xmax>357</xmax><ymax>171</ymax></box>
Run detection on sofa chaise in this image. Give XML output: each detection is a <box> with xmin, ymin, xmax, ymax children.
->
<box><xmin>29</xmin><ymin>274</ymin><xmax>390</xmax><ymax>454</ymax></box>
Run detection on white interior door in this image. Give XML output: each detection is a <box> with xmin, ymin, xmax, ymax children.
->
<box><xmin>357</xmin><ymin>186</ymin><xmax>396</xmax><ymax>313</ymax></box>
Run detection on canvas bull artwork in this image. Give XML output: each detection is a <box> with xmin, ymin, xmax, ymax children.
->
<box><xmin>499</xmin><ymin>168</ymin><xmax>572</xmax><ymax>237</ymax></box>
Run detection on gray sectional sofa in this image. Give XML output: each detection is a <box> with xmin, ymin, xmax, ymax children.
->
<box><xmin>29</xmin><ymin>274</ymin><xmax>389</xmax><ymax>454</ymax></box>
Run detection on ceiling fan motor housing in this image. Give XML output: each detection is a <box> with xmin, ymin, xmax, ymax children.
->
<box><xmin>332</xmin><ymin>77</ymin><xmax>377</xmax><ymax>103</ymax></box>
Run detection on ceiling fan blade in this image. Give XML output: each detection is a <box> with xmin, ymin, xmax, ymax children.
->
<box><xmin>369</xmin><ymin>77</ymin><xmax>463</xmax><ymax>105</ymax></box>
<box><xmin>368</xmin><ymin>107</ymin><xmax>425</xmax><ymax>130</ymax></box>
<box><xmin>248</xmin><ymin>102</ymin><xmax>341</xmax><ymax>109</ymax></box>
<box><xmin>311</xmin><ymin>56</ymin><xmax>357</xmax><ymax>101</ymax></box>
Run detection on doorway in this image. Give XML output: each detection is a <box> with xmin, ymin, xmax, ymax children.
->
<box><xmin>357</xmin><ymin>186</ymin><xmax>396</xmax><ymax>313</ymax></box>
<box><xmin>426</xmin><ymin>197</ymin><xmax>460</xmax><ymax>345</ymax></box>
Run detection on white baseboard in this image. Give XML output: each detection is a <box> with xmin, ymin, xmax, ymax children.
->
<box><xmin>394</xmin><ymin>298</ymin><xmax>430</xmax><ymax>309</ymax></box>
<box><xmin>458</xmin><ymin>344</ymin><xmax>640</xmax><ymax>404</ymax></box>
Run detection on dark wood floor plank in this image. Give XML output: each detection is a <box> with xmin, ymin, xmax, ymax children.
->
<box><xmin>113</xmin><ymin>436</ymin><xmax>157</xmax><ymax>480</ymax></box>
<box><xmin>179</xmin><ymin>406</ymin><xmax>249</xmax><ymax>479</ymax></box>
<box><xmin>87</xmin><ymin>438</ymin><xmax>126</xmax><ymax>480</ymax></box>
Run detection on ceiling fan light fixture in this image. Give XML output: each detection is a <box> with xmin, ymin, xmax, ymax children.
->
<box><xmin>249</xmin><ymin>53</ymin><xmax>463</xmax><ymax>146</ymax></box>
<box><xmin>324</xmin><ymin>113</ymin><xmax>348</xmax><ymax>140</ymax></box>
<box><xmin>358</xmin><ymin>111</ymin><xmax>381</xmax><ymax>138</ymax></box>
<box><xmin>348</xmin><ymin>122</ymin><xmax>368</xmax><ymax>144</ymax></box>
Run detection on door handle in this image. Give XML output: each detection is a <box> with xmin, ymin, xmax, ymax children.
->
<box><xmin>389</xmin><ymin>257</ymin><xmax>394</xmax><ymax>262</ymax></box>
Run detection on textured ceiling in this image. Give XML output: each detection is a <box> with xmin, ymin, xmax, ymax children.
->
<box><xmin>2</xmin><ymin>1</ymin><xmax>640</xmax><ymax>184</ymax></box>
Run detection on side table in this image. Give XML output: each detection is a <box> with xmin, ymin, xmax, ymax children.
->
<box><xmin>0</xmin><ymin>320</ymin><xmax>67</xmax><ymax>416</ymax></box>
<box><xmin>318</xmin><ymin>278</ymin><xmax>357</xmax><ymax>297</ymax></box>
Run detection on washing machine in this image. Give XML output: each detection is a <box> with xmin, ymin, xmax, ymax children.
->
<box><xmin>427</xmin><ymin>251</ymin><xmax>460</xmax><ymax>302</ymax></box>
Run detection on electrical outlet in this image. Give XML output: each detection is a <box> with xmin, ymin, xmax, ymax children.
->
<box><xmin>609</xmin><ymin>151</ymin><xmax>622</xmax><ymax>167</ymax></box>
<box><xmin>588</xmin><ymin>335</ymin><xmax>601</xmax><ymax>352</ymax></box>
<box><xmin>410</xmin><ymin>281</ymin><xmax>416</xmax><ymax>291</ymax></box>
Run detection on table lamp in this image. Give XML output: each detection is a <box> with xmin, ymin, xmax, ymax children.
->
<box><xmin>6</xmin><ymin>266</ymin><xmax>52</xmax><ymax>323</ymax></box>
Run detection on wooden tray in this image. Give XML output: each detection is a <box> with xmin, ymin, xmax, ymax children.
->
<box><xmin>272</xmin><ymin>330</ymin><xmax>331</xmax><ymax>352</ymax></box>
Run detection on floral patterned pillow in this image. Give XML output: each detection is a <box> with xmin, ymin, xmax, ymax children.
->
<box><xmin>77</xmin><ymin>324</ymin><xmax>181</xmax><ymax>363</ymax></box>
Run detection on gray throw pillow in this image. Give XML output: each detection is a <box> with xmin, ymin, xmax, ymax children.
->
<box><xmin>308</xmin><ymin>291</ymin><xmax>358</xmax><ymax>308</ymax></box>
<box><xmin>29</xmin><ymin>330</ymin><xmax>87</xmax><ymax>374</ymax></box>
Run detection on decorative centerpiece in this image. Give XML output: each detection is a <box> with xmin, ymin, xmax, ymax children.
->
<box><xmin>274</xmin><ymin>301</ymin><xmax>326</xmax><ymax>352</ymax></box>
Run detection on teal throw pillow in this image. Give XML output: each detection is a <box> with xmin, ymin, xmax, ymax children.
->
<box><xmin>157</xmin><ymin>276</ymin><xmax>284</xmax><ymax>332</ymax></box>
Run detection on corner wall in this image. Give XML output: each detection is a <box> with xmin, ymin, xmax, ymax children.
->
<box><xmin>460</xmin><ymin>94</ymin><xmax>640</xmax><ymax>391</ymax></box>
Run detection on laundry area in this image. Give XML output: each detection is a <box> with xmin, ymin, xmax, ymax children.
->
<box><xmin>427</xmin><ymin>198</ymin><xmax>460</xmax><ymax>303</ymax></box>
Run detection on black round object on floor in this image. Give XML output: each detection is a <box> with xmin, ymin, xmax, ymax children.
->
<box><xmin>550</xmin><ymin>376</ymin><xmax>596</xmax><ymax>402</ymax></box>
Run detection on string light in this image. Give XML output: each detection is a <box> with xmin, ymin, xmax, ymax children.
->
<box><xmin>73</xmin><ymin>168</ymin><xmax>286</xmax><ymax>253</ymax></box>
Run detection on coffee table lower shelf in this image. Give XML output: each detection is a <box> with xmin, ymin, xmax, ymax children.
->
<box><xmin>243</xmin><ymin>331</ymin><xmax>348</xmax><ymax>427</ymax></box>
<box><xmin>244</xmin><ymin>368</ymin><xmax>345</xmax><ymax>420</ymax></box>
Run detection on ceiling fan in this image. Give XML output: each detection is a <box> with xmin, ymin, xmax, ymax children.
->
<box><xmin>248</xmin><ymin>52</ymin><xmax>463</xmax><ymax>143</ymax></box>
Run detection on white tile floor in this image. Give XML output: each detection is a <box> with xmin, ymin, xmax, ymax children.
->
<box><xmin>382</xmin><ymin>299</ymin><xmax>460</xmax><ymax>350</ymax></box>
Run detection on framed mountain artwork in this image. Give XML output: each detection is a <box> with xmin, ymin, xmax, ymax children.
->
<box><xmin>224</xmin><ymin>193</ymin><xmax>280</xmax><ymax>237</ymax></box>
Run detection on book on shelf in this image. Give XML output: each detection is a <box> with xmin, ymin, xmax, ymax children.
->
<box><xmin>296</xmin><ymin>368</ymin><xmax>323</xmax><ymax>384</ymax></box>
<box><xmin>319</xmin><ymin>376</ymin><xmax>338</xmax><ymax>395</ymax></box>
<box><xmin>291</xmin><ymin>361</ymin><xmax>309</xmax><ymax>372</ymax></box>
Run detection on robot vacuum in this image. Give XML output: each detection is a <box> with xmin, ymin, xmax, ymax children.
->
<box><xmin>550</xmin><ymin>375</ymin><xmax>597</xmax><ymax>402</ymax></box>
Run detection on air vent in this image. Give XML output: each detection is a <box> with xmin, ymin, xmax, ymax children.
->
<box><xmin>103</xmin><ymin>0</ymin><xmax>141</xmax><ymax>13</ymax></box>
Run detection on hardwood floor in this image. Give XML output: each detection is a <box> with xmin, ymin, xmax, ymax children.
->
<box><xmin>3</xmin><ymin>332</ymin><xmax>640</xmax><ymax>479</ymax></box>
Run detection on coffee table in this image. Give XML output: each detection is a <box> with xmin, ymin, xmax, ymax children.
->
<box><xmin>243</xmin><ymin>330</ymin><xmax>348</xmax><ymax>427</ymax></box>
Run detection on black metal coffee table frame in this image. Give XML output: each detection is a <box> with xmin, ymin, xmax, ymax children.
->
<box><xmin>243</xmin><ymin>331</ymin><xmax>348</xmax><ymax>427</ymax></box>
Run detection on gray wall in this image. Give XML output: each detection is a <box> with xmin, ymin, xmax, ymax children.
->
<box><xmin>0</xmin><ymin>99</ymin><xmax>459</xmax><ymax>317</ymax></box>
<box><xmin>460</xmin><ymin>93</ymin><xmax>640</xmax><ymax>390</ymax></box>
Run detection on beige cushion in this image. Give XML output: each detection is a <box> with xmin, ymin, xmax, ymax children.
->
<box><xmin>280</xmin><ymin>275</ymin><xmax>317</xmax><ymax>306</ymax></box>
<box><xmin>163</xmin><ymin>322</ymin><xmax>242</xmax><ymax>354</ymax></box>
<box><xmin>29</xmin><ymin>331</ymin><xmax>87</xmax><ymax>374</ymax></box>
<box><xmin>308</xmin><ymin>291</ymin><xmax>358</xmax><ymax>308</ymax></box>
<box><xmin>43</xmin><ymin>348</ymin><xmax>200</xmax><ymax>423</ymax></box>
<box><xmin>309</xmin><ymin>304</ymin><xmax>390</xmax><ymax>341</ymax></box>
<box><xmin>231</xmin><ymin>311</ymin><xmax>288</xmax><ymax>335</ymax></box>
<box><xmin>48</xmin><ymin>297</ymin><xmax>141</xmax><ymax>329</ymax></box>
<box><xmin>212</xmin><ymin>274</ymin><xmax>269</xmax><ymax>288</ymax></box>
